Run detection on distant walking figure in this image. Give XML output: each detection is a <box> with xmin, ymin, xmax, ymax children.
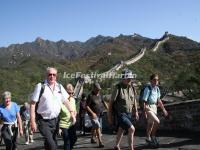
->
<box><xmin>79</xmin><ymin>93</ymin><xmax>87</xmax><ymax>135</ymax></box>
<box><xmin>86</xmin><ymin>82</ymin><xmax>107</xmax><ymax>148</ymax></box>
<box><xmin>20</xmin><ymin>102</ymin><xmax>34</xmax><ymax>145</ymax></box>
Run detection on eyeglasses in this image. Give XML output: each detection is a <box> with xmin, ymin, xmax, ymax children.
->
<box><xmin>127</xmin><ymin>78</ymin><xmax>132</xmax><ymax>81</ymax></box>
<box><xmin>153</xmin><ymin>78</ymin><xmax>159</xmax><ymax>81</ymax></box>
<box><xmin>68</xmin><ymin>92</ymin><xmax>74</xmax><ymax>95</ymax></box>
<box><xmin>48</xmin><ymin>73</ymin><xmax>57</xmax><ymax>77</ymax></box>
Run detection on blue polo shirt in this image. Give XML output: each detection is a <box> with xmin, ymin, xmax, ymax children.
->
<box><xmin>142</xmin><ymin>85</ymin><xmax>160</xmax><ymax>104</ymax></box>
<box><xmin>0</xmin><ymin>102</ymin><xmax>20</xmax><ymax>123</ymax></box>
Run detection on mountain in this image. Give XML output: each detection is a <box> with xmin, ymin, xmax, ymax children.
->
<box><xmin>0</xmin><ymin>33</ymin><xmax>200</xmax><ymax>102</ymax></box>
<box><xmin>0</xmin><ymin>37</ymin><xmax>84</xmax><ymax>66</ymax></box>
<box><xmin>0</xmin><ymin>34</ymin><xmax>156</xmax><ymax>67</ymax></box>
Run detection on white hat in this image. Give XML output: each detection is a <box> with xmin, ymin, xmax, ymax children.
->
<box><xmin>122</xmin><ymin>69</ymin><xmax>134</xmax><ymax>79</ymax></box>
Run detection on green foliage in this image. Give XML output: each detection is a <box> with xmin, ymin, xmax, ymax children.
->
<box><xmin>173</xmin><ymin>61</ymin><xmax>200</xmax><ymax>99</ymax></box>
<box><xmin>0</xmin><ymin>34</ymin><xmax>200</xmax><ymax>103</ymax></box>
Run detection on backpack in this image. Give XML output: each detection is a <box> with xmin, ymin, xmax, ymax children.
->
<box><xmin>35</xmin><ymin>82</ymin><xmax>45</xmax><ymax>119</ymax></box>
<box><xmin>139</xmin><ymin>84</ymin><xmax>159</xmax><ymax>110</ymax></box>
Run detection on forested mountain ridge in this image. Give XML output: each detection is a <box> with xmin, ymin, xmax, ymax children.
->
<box><xmin>0</xmin><ymin>33</ymin><xmax>199</xmax><ymax>102</ymax></box>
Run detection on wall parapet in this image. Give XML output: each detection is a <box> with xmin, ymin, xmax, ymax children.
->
<box><xmin>158</xmin><ymin>98</ymin><xmax>200</xmax><ymax>131</ymax></box>
<box><xmin>164</xmin><ymin>99</ymin><xmax>200</xmax><ymax>106</ymax></box>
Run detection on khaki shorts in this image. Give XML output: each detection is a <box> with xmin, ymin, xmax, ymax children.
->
<box><xmin>146</xmin><ymin>104</ymin><xmax>159</xmax><ymax>123</ymax></box>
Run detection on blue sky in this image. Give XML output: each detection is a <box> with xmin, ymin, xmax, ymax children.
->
<box><xmin>0</xmin><ymin>0</ymin><xmax>199</xmax><ymax>47</ymax></box>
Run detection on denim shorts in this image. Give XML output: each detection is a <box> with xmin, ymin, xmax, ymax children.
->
<box><xmin>91</xmin><ymin>117</ymin><xmax>101</xmax><ymax>129</ymax></box>
<box><xmin>117</xmin><ymin>113</ymin><xmax>133</xmax><ymax>130</ymax></box>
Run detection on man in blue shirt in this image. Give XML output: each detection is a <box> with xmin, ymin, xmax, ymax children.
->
<box><xmin>142</xmin><ymin>74</ymin><xmax>168</xmax><ymax>147</ymax></box>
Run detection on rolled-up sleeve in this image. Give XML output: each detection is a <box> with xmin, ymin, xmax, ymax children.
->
<box><xmin>157</xmin><ymin>88</ymin><xmax>161</xmax><ymax>100</ymax></box>
<box><xmin>143</xmin><ymin>87</ymin><xmax>150</xmax><ymax>102</ymax></box>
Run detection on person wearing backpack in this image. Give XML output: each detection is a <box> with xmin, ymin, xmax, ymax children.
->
<box><xmin>30</xmin><ymin>67</ymin><xmax>76</xmax><ymax>150</ymax></box>
<box><xmin>108</xmin><ymin>69</ymin><xmax>139</xmax><ymax>150</ymax></box>
<box><xmin>141</xmin><ymin>74</ymin><xmax>168</xmax><ymax>147</ymax></box>
<box><xmin>79</xmin><ymin>93</ymin><xmax>87</xmax><ymax>135</ymax></box>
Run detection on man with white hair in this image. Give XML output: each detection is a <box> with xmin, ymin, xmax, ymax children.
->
<box><xmin>30</xmin><ymin>67</ymin><xmax>76</xmax><ymax>150</ymax></box>
<box><xmin>108</xmin><ymin>69</ymin><xmax>139</xmax><ymax>150</ymax></box>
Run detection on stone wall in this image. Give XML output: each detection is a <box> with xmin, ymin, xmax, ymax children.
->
<box><xmin>101</xmin><ymin>99</ymin><xmax>200</xmax><ymax>132</ymax></box>
<box><xmin>158</xmin><ymin>99</ymin><xmax>200</xmax><ymax>131</ymax></box>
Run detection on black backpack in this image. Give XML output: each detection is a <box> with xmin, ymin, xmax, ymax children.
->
<box><xmin>139</xmin><ymin>84</ymin><xmax>152</xmax><ymax>110</ymax></box>
<box><xmin>35</xmin><ymin>82</ymin><xmax>45</xmax><ymax>119</ymax></box>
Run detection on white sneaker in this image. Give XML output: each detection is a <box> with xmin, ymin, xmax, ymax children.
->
<box><xmin>25</xmin><ymin>141</ymin><xmax>29</xmax><ymax>145</ymax></box>
<box><xmin>30</xmin><ymin>140</ymin><xmax>34</xmax><ymax>143</ymax></box>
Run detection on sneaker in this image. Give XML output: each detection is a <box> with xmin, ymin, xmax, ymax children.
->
<box><xmin>113</xmin><ymin>146</ymin><xmax>120</xmax><ymax>150</ymax></box>
<box><xmin>30</xmin><ymin>140</ymin><xmax>34</xmax><ymax>143</ymax></box>
<box><xmin>25</xmin><ymin>141</ymin><xmax>29</xmax><ymax>145</ymax></box>
<box><xmin>91</xmin><ymin>138</ymin><xmax>97</xmax><ymax>144</ymax></box>
<box><xmin>145</xmin><ymin>137</ymin><xmax>152</xmax><ymax>144</ymax></box>
<box><xmin>99</xmin><ymin>142</ymin><xmax>104</xmax><ymax>148</ymax></box>
<box><xmin>151</xmin><ymin>136</ymin><xmax>159</xmax><ymax>147</ymax></box>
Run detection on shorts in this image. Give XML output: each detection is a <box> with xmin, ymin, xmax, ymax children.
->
<box><xmin>146</xmin><ymin>104</ymin><xmax>159</xmax><ymax>123</ymax></box>
<box><xmin>117</xmin><ymin>113</ymin><xmax>133</xmax><ymax>130</ymax></box>
<box><xmin>91</xmin><ymin>117</ymin><xmax>101</xmax><ymax>129</ymax></box>
<box><xmin>146</xmin><ymin>104</ymin><xmax>157</xmax><ymax>115</ymax></box>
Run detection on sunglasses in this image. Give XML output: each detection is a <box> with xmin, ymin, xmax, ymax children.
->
<box><xmin>68</xmin><ymin>92</ymin><xmax>74</xmax><ymax>95</ymax></box>
<box><xmin>48</xmin><ymin>73</ymin><xmax>57</xmax><ymax>77</ymax></box>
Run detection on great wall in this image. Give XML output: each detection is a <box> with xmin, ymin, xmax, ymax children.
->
<box><xmin>1</xmin><ymin>33</ymin><xmax>198</xmax><ymax>150</ymax></box>
<box><xmin>158</xmin><ymin>99</ymin><xmax>200</xmax><ymax>131</ymax></box>
<box><xmin>95</xmin><ymin>32</ymin><xmax>170</xmax><ymax>80</ymax></box>
<box><xmin>100</xmin><ymin>99</ymin><xmax>200</xmax><ymax>132</ymax></box>
<box><xmin>74</xmin><ymin>32</ymin><xmax>200</xmax><ymax>132</ymax></box>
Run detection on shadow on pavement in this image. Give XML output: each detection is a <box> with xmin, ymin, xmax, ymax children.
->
<box><xmin>135</xmin><ymin>139</ymin><xmax>199</xmax><ymax>150</ymax></box>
